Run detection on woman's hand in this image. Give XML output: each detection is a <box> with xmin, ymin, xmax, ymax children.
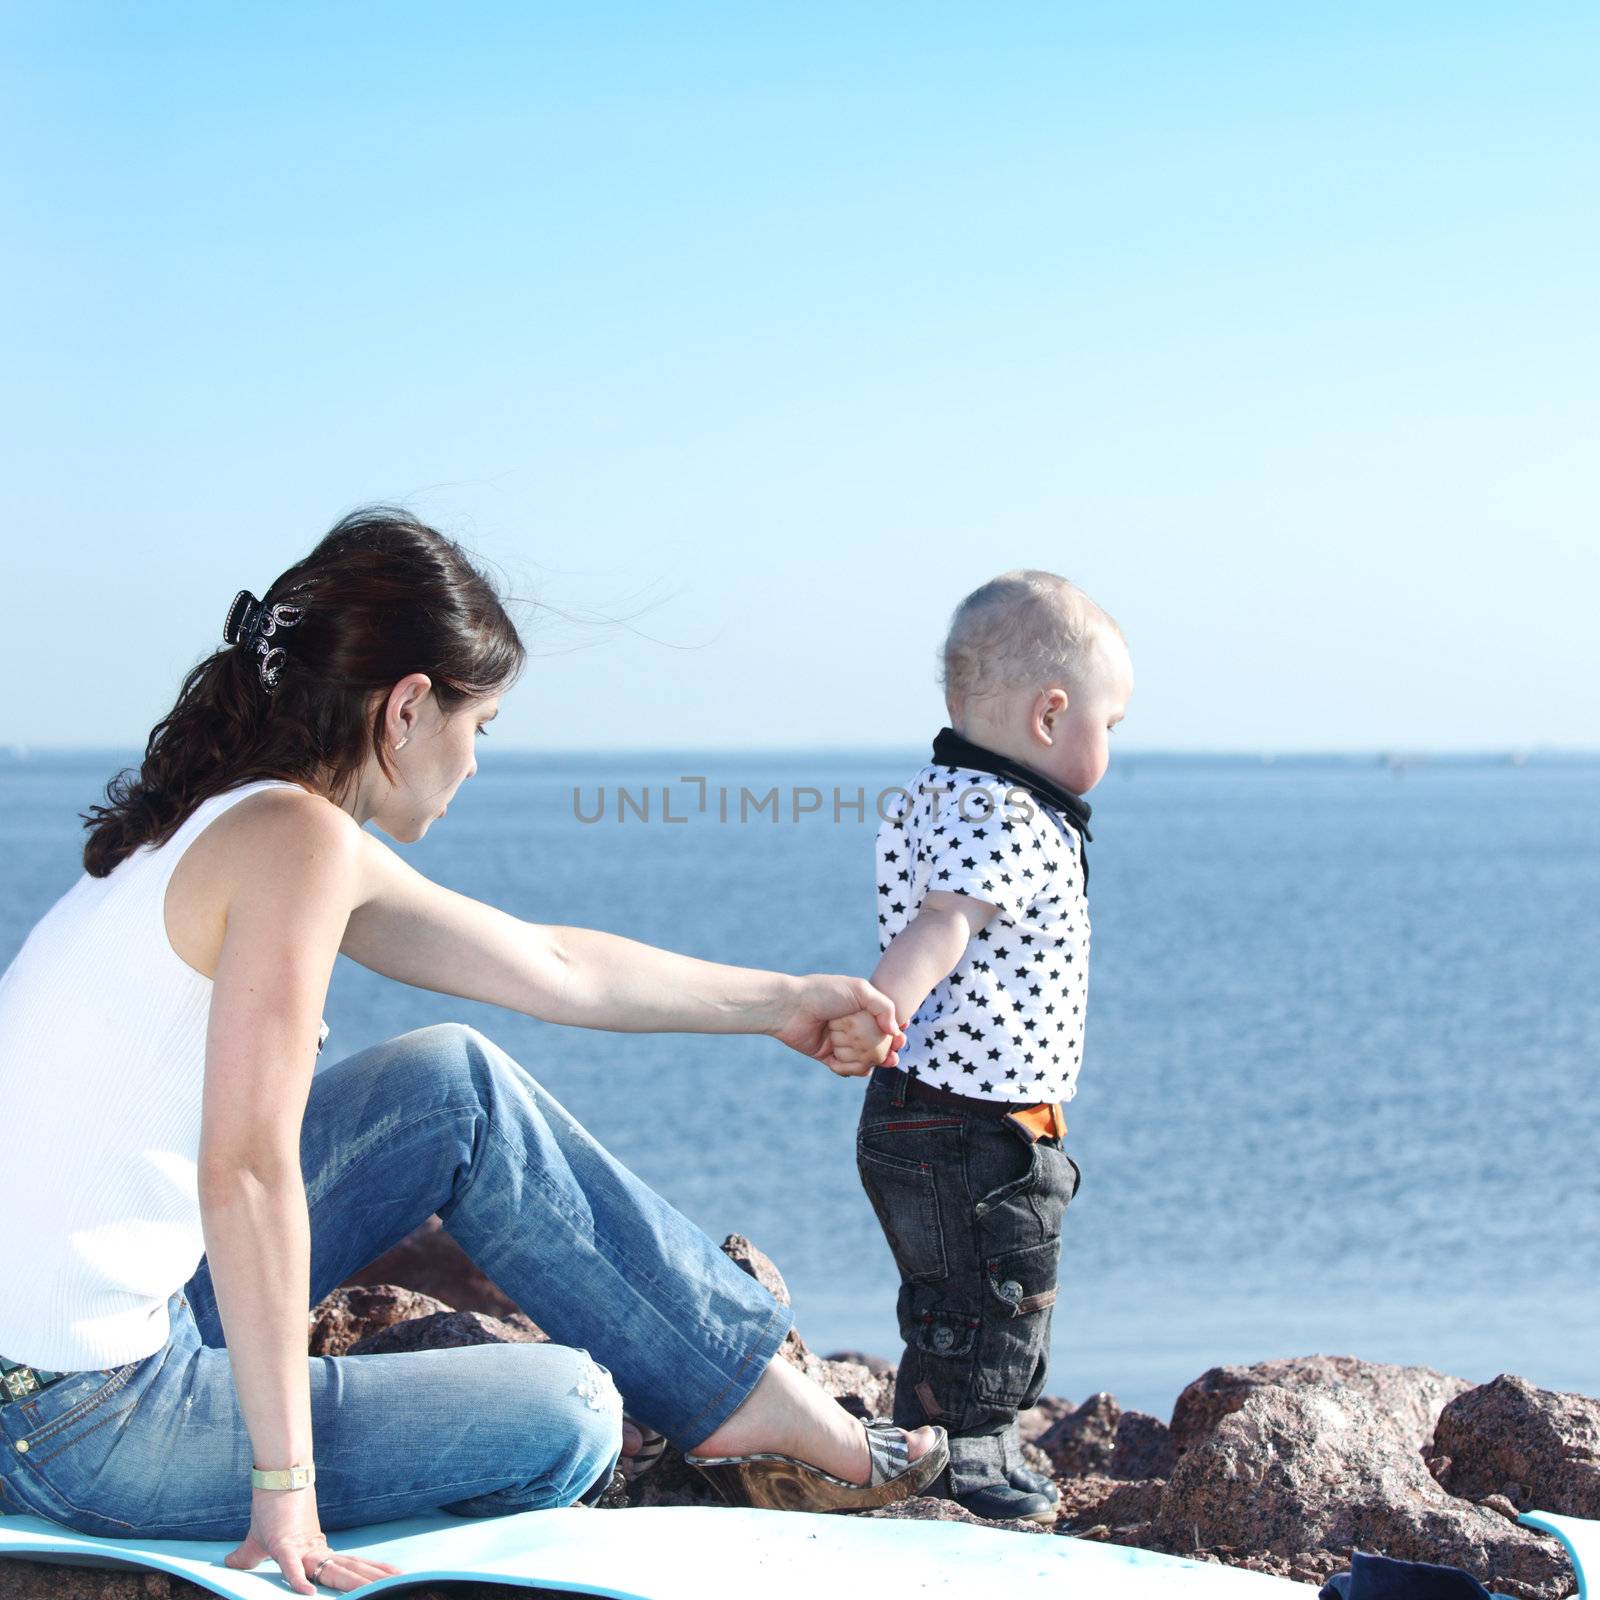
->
<box><xmin>222</xmin><ymin>1486</ymin><xmax>404</xmax><ymax>1593</ymax></box>
<box><xmin>771</xmin><ymin>975</ymin><xmax>905</xmax><ymax>1077</ymax></box>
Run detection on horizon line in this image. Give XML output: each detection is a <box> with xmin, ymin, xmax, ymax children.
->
<box><xmin>3</xmin><ymin>743</ymin><xmax>1598</xmax><ymax>762</ymax></box>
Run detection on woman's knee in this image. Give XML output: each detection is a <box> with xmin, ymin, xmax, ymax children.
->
<box><xmin>502</xmin><ymin>1343</ymin><xmax>623</xmax><ymax>1501</ymax></box>
<box><xmin>388</xmin><ymin>1021</ymin><xmax>518</xmax><ymax>1111</ymax></box>
<box><xmin>517</xmin><ymin>1347</ymin><xmax>625</xmax><ymax>1508</ymax></box>
<box><xmin>407</xmin><ymin>1019</ymin><xmax>490</xmax><ymax>1073</ymax></box>
<box><xmin>559</xmin><ymin>1348</ymin><xmax>625</xmax><ymax>1500</ymax></box>
<box><xmin>420</xmin><ymin>1022</ymin><xmax>532</xmax><ymax>1101</ymax></box>
<box><xmin>429</xmin><ymin>1024</ymin><xmax>579</xmax><ymax>1156</ymax></box>
<box><xmin>438</xmin><ymin>1346</ymin><xmax>623</xmax><ymax>1518</ymax></box>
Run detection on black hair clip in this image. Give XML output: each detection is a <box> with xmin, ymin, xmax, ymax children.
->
<box><xmin>224</xmin><ymin>588</ymin><xmax>306</xmax><ymax>692</ymax></box>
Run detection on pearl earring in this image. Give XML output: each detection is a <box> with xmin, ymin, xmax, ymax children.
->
<box><xmin>395</xmin><ymin>737</ymin><xmax>409</xmax><ymax>751</ymax></box>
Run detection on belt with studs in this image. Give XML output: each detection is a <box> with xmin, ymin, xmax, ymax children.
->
<box><xmin>2</xmin><ymin>1357</ymin><xmax>82</xmax><ymax>1408</ymax></box>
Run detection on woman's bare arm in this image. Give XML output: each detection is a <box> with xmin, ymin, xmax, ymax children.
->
<box><xmin>197</xmin><ymin>791</ymin><xmax>365</xmax><ymax>1476</ymax></box>
<box><xmin>340</xmin><ymin>829</ymin><xmax>799</xmax><ymax>1034</ymax></box>
<box><xmin>338</xmin><ymin>827</ymin><xmax>902</xmax><ymax>1068</ymax></box>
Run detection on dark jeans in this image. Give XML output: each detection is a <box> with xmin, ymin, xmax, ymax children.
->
<box><xmin>855</xmin><ymin>1068</ymin><xmax>1081</xmax><ymax>1496</ymax></box>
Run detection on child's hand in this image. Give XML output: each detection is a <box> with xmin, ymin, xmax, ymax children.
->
<box><xmin>825</xmin><ymin>1008</ymin><xmax>902</xmax><ymax>1077</ymax></box>
<box><xmin>768</xmin><ymin>975</ymin><xmax>904</xmax><ymax>1076</ymax></box>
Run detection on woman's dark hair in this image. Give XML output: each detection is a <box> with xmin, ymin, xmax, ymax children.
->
<box><xmin>81</xmin><ymin>505</ymin><xmax>527</xmax><ymax>877</ymax></box>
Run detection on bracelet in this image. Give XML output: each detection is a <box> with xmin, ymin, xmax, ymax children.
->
<box><xmin>251</xmin><ymin>1462</ymin><xmax>316</xmax><ymax>1491</ymax></box>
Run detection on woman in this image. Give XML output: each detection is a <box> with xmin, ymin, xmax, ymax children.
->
<box><xmin>0</xmin><ymin>506</ymin><xmax>947</xmax><ymax>1595</ymax></box>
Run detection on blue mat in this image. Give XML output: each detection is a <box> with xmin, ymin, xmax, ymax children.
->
<box><xmin>0</xmin><ymin>1501</ymin><xmax>1318</xmax><ymax>1597</ymax></box>
<box><xmin>1518</xmin><ymin>1511</ymin><xmax>1597</xmax><ymax>1600</ymax></box>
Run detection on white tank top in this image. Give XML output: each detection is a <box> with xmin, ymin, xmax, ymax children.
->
<box><xmin>0</xmin><ymin>778</ymin><xmax>329</xmax><ymax>1371</ymax></box>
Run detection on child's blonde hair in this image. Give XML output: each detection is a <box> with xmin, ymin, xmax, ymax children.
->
<box><xmin>940</xmin><ymin>569</ymin><xmax>1123</xmax><ymax>723</ymax></box>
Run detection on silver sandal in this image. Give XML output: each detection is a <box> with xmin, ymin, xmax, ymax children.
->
<box><xmin>620</xmin><ymin>1416</ymin><xmax>669</xmax><ymax>1482</ymax></box>
<box><xmin>685</xmin><ymin>1418</ymin><xmax>949</xmax><ymax>1512</ymax></box>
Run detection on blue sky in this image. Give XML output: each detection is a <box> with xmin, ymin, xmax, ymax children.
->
<box><xmin>3</xmin><ymin>2</ymin><xmax>1595</xmax><ymax>753</ymax></box>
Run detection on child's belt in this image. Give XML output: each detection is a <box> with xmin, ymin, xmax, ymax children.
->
<box><xmin>876</xmin><ymin>1067</ymin><xmax>1068</xmax><ymax>1141</ymax></box>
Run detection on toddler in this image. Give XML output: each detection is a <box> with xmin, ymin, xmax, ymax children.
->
<box><xmin>827</xmin><ymin>569</ymin><xmax>1133</xmax><ymax>1524</ymax></box>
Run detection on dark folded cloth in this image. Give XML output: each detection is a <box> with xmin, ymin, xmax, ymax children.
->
<box><xmin>1319</xmin><ymin>1550</ymin><xmax>1516</xmax><ymax>1600</ymax></box>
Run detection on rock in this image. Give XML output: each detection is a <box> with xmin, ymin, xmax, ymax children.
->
<box><xmin>1479</xmin><ymin>1494</ymin><xmax>1524</xmax><ymax>1524</ymax></box>
<box><xmin>310</xmin><ymin>1284</ymin><xmax>453</xmax><ymax>1354</ymax></box>
<box><xmin>0</xmin><ymin>1561</ymin><xmax>175</xmax><ymax>1598</ymax></box>
<box><xmin>1058</xmin><ymin>1474</ymin><xmax>1165</xmax><ymax>1535</ymax></box>
<box><xmin>1038</xmin><ymin>1391</ymin><xmax>1121</xmax><ymax>1476</ymax></box>
<box><xmin>772</xmin><ymin>1326</ymin><xmax>892</xmax><ymax>1420</ymax></box>
<box><xmin>1432</xmin><ymin>1375</ymin><xmax>1600</xmax><ymax>1519</ymax></box>
<box><xmin>863</xmin><ymin>1495</ymin><xmax>1050</xmax><ymax>1533</ymax></box>
<box><xmin>778</xmin><ymin>1338</ymin><xmax>893</xmax><ymax>1420</ymax></box>
<box><xmin>1170</xmin><ymin>1355</ymin><xmax>1471</xmax><ymax>1458</ymax></box>
<box><xmin>825</xmin><ymin>1350</ymin><xmax>895</xmax><ymax>1380</ymax></box>
<box><xmin>1154</xmin><ymin>1385</ymin><xmax>1573</xmax><ymax>1600</ymax></box>
<box><xmin>1110</xmin><ymin>1410</ymin><xmax>1177</xmax><ymax>1479</ymax></box>
<box><xmin>621</xmin><ymin>1442</ymin><xmax>724</xmax><ymax>1509</ymax></box>
<box><xmin>811</xmin><ymin>1356</ymin><xmax>895</xmax><ymax>1421</ymax></box>
<box><xmin>1018</xmin><ymin>1394</ymin><xmax>1075</xmax><ymax>1444</ymax></box>
<box><xmin>336</xmin><ymin>1214</ymin><xmax>537</xmax><ymax>1327</ymax></box>
<box><xmin>777</xmin><ymin>1326</ymin><xmax>814</xmax><ymax>1370</ymax></box>
<box><xmin>347</xmin><ymin>1307</ymin><xmax>547</xmax><ymax>1355</ymax></box>
<box><xmin>1052</xmin><ymin>1469</ymin><xmax>1123</xmax><ymax>1524</ymax></box>
<box><xmin>722</xmin><ymin>1235</ymin><xmax>829</xmax><ymax>1391</ymax></box>
<box><xmin>721</xmin><ymin>1234</ymin><xmax>791</xmax><ymax>1305</ymax></box>
<box><xmin>1290</xmin><ymin>1551</ymin><xmax>1347</xmax><ymax>1586</ymax></box>
<box><xmin>15</xmin><ymin>1203</ymin><xmax>1594</xmax><ymax>1600</ymax></box>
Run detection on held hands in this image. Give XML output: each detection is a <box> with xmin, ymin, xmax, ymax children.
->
<box><xmin>772</xmin><ymin>975</ymin><xmax>905</xmax><ymax>1077</ymax></box>
<box><xmin>826</xmin><ymin>1008</ymin><xmax>901</xmax><ymax>1074</ymax></box>
<box><xmin>223</xmin><ymin>1485</ymin><xmax>404</xmax><ymax>1594</ymax></box>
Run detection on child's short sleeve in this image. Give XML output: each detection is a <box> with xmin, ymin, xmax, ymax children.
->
<box><xmin>918</xmin><ymin>775</ymin><xmax>1051</xmax><ymax>924</ymax></box>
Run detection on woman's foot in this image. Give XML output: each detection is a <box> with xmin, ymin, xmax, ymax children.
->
<box><xmin>620</xmin><ymin>1416</ymin><xmax>668</xmax><ymax>1481</ymax></box>
<box><xmin>688</xmin><ymin>1351</ymin><xmax>938</xmax><ymax>1486</ymax></box>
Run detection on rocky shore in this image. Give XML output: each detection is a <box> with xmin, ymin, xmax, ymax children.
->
<box><xmin>3</xmin><ymin>1218</ymin><xmax>1594</xmax><ymax>1600</ymax></box>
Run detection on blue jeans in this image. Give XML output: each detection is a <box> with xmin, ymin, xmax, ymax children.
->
<box><xmin>0</xmin><ymin>1022</ymin><xmax>793</xmax><ymax>1538</ymax></box>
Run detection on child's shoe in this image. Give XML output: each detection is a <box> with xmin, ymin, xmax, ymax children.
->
<box><xmin>952</xmin><ymin>1479</ymin><xmax>1058</xmax><ymax>1525</ymax></box>
<box><xmin>1007</xmin><ymin>1463</ymin><xmax>1061</xmax><ymax>1506</ymax></box>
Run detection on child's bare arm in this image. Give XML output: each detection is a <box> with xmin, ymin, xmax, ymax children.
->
<box><xmin>873</xmin><ymin>891</ymin><xmax>1000</xmax><ymax>1026</ymax></box>
<box><xmin>825</xmin><ymin>891</ymin><xmax>1001</xmax><ymax>1075</ymax></box>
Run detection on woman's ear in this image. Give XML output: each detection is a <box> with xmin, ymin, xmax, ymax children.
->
<box><xmin>384</xmin><ymin>673</ymin><xmax>434</xmax><ymax>745</ymax></box>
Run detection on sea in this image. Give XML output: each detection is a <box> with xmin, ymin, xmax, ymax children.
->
<box><xmin>3</xmin><ymin>747</ymin><xmax>1596</xmax><ymax>1423</ymax></box>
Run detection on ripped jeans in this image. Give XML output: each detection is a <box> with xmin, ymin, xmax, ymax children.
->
<box><xmin>855</xmin><ymin>1068</ymin><xmax>1080</xmax><ymax>1496</ymax></box>
<box><xmin>0</xmin><ymin>1023</ymin><xmax>792</xmax><ymax>1538</ymax></box>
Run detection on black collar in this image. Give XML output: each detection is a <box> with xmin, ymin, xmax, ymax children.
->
<box><xmin>930</xmin><ymin>726</ymin><xmax>1094</xmax><ymax>857</ymax></box>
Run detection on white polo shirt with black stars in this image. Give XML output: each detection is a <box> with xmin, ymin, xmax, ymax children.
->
<box><xmin>875</xmin><ymin>761</ymin><xmax>1090</xmax><ymax>1104</ymax></box>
